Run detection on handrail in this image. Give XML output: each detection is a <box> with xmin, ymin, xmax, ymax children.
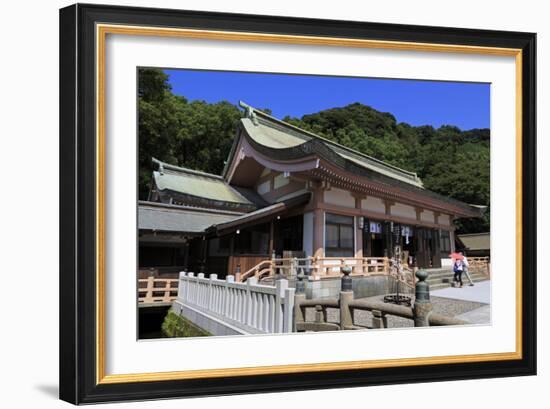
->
<box><xmin>349</xmin><ymin>299</ymin><xmax>414</xmax><ymax>319</ymax></box>
<box><xmin>238</xmin><ymin>256</ymin><xmax>393</xmax><ymax>282</ymax></box>
<box><xmin>468</xmin><ymin>257</ymin><xmax>491</xmax><ymax>277</ymax></box>
<box><xmin>177</xmin><ymin>272</ymin><xmax>295</xmax><ymax>334</ymax></box>
<box><xmin>239</xmin><ymin>260</ymin><xmax>273</xmax><ymax>282</ymax></box>
<box><xmin>138</xmin><ymin>277</ymin><xmax>179</xmax><ymax>304</ymax></box>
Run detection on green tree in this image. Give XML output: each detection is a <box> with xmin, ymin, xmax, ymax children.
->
<box><xmin>138</xmin><ymin>69</ymin><xmax>490</xmax><ymax>234</ymax></box>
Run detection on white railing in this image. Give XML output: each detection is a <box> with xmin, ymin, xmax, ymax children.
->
<box><xmin>177</xmin><ymin>272</ymin><xmax>295</xmax><ymax>334</ymax></box>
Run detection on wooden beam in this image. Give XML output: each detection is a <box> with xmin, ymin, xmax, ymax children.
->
<box><xmin>269</xmin><ymin>220</ymin><xmax>275</xmax><ymax>256</ymax></box>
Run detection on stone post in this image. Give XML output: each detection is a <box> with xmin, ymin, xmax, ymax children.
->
<box><xmin>178</xmin><ymin>271</ymin><xmax>186</xmax><ymax>300</ymax></box>
<box><xmin>413</xmin><ymin>270</ymin><xmax>432</xmax><ymax>327</ymax></box>
<box><xmin>235</xmin><ymin>264</ymin><xmax>241</xmax><ymax>282</ymax></box>
<box><xmin>372</xmin><ymin>310</ymin><xmax>388</xmax><ymax>329</ymax></box>
<box><xmin>293</xmin><ymin>272</ymin><xmax>306</xmax><ymax>332</ymax></box>
<box><xmin>197</xmin><ymin>273</ymin><xmax>205</xmax><ymax>307</ymax></box>
<box><xmin>283</xmin><ymin>287</ymin><xmax>295</xmax><ymax>333</ymax></box>
<box><xmin>225</xmin><ymin>275</ymin><xmax>234</xmax><ymax>319</ymax></box>
<box><xmin>314</xmin><ymin>305</ymin><xmax>324</xmax><ymax>324</ymax></box>
<box><xmin>245</xmin><ymin>277</ymin><xmax>257</xmax><ymax>327</ymax></box>
<box><xmin>340</xmin><ymin>266</ymin><xmax>354</xmax><ymax>330</ymax></box>
<box><xmin>187</xmin><ymin>272</ymin><xmax>194</xmax><ymax>304</ymax></box>
<box><xmin>275</xmin><ymin>279</ymin><xmax>288</xmax><ymax>333</ymax></box>
<box><xmin>208</xmin><ymin>274</ymin><xmax>217</xmax><ymax>311</ymax></box>
<box><xmin>275</xmin><ymin>266</ymin><xmax>284</xmax><ymax>281</ymax></box>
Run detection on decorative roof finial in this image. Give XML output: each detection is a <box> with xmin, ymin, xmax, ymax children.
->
<box><xmin>240</xmin><ymin>101</ymin><xmax>259</xmax><ymax>126</ymax></box>
<box><xmin>152</xmin><ymin>157</ymin><xmax>164</xmax><ymax>174</ymax></box>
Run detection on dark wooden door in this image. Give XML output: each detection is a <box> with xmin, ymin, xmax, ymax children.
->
<box><xmin>415</xmin><ymin>228</ymin><xmax>431</xmax><ymax>268</ymax></box>
<box><xmin>432</xmin><ymin>229</ymin><xmax>442</xmax><ymax>268</ymax></box>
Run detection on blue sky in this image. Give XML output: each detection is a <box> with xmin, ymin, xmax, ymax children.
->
<box><xmin>164</xmin><ymin>69</ymin><xmax>490</xmax><ymax>130</ymax></box>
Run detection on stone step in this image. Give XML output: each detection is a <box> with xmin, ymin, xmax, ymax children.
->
<box><xmin>430</xmin><ymin>282</ymin><xmax>453</xmax><ymax>290</ymax></box>
<box><xmin>425</xmin><ymin>270</ymin><xmax>488</xmax><ymax>279</ymax></box>
<box><xmin>429</xmin><ymin>278</ymin><xmax>489</xmax><ymax>291</ymax></box>
<box><xmin>427</xmin><ymin>274</ymin><xmax>487</xmax><ymax>284</ymax></box>
<box><xmin>428</xmin><ymin>279</ymin><xmax>487</xmax><ymax>288</ymax></box>
<box><xmin>426</xmin><ymin>271</ymin><xmax>487</xmax><ymax>279</ymax></box>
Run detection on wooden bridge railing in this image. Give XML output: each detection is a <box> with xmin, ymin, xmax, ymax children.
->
<box><xmin>237</xmin><ymin>256</ymin><xmax>392</xmax><ymax>282</ymax></box>
<box><xmin>138</xmin><ymin>277</ymin><xmax>179</xmax><ymax>305</ymax></box>
<box><xmin>468</xmin><ymin>256</ymin><xmax>491</xmax><ymax>277</ymax></box>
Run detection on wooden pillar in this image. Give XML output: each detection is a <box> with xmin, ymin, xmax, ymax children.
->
<box><xmin>384</xmin><ymin>200</ymin><xmax>394</xmax><ymax>216</ymax></box>
<box><xmin>449</xmin><ymin>228</ymin><xmax>456</xmax><ymax>253</ymax></box>
<box><xmin>415</xmin><ymin>207</ymin><xmax>423</xmax><ymax>222</ymax></box>
<box><xmin>433</xmin><ymin>228</ymin><xmax>442</xmax><ymax>268</ymax></box>
<box><xmin>313</xmin><ymin>208</ymin><xmax>324</xmax><ymax>258</ymax></box>
<box><xmin>312</xmin><ymin>185</ymin><xmax>325</xmax><ymax>258</ymax></box>
<box><xmin>268</xmin><ymin>220</ymin><xmax>275</xmax><ymax>256</ymax></box>
<box><xmin>354</xmin><ymin>195</ymin><xmax>363</xmax><ymax>258</ymax></box>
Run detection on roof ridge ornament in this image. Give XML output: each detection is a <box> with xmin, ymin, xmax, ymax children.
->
<box><xmin>239</xmin><ymin>100</ymin><xmax>259</xmax><ymax>126</ymax></box>
<box><xmin>152</xmin><ymin>157</ymin><xmax>164</xmax><ymax>174</ymax></box>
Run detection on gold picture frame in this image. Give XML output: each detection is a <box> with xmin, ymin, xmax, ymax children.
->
<box><xmin>60</xmin><ymin>3</ymin><xmax>536</xmax><ymax>404</ymax></box>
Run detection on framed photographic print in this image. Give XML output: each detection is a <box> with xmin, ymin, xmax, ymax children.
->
<box><xmin>59</xmin><ymin>3</ymin><xmax>536</xmax><ymax>404</ymax></box>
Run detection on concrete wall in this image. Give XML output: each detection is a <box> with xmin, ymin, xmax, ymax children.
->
<box><xmin>324</xmin><ymin>188</ymin><xmax>355</xmax><ymax>208</ymax></box>
<box><xmin>172</xmin><ymin>301</ymin><xmax>249</xmax><ymax>336</ymax></box>
<box><xmin>304</xmin><ymin>275</ymin><xmax>413</xmax><ymax>299</ymax></box>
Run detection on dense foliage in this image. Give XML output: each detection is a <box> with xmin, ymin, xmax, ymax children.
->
<box><xmin>138</xmin><ymin>68</ymin><xmax>490</xmax><ymax>234</ymax></box>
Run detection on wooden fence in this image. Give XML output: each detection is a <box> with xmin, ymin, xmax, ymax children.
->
<box><xmin>469</xmin><ymin>256</ymin><xmax>491</xmax><ymax>276</ymax></box>
<box><xmin>238</xmin><ymin>256</ymin><xmax>391</xmax><ymax>282</ymax></box>
<box><xmin>138</xmin><ymin>277</ymin><xmax>179</xmax><ymax>305</ymax></box>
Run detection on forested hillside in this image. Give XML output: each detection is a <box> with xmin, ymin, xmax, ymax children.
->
<box><xmin>139</xmin><ymin>68</ymin><xmax>490</xmax><ymax>233</ymax></box>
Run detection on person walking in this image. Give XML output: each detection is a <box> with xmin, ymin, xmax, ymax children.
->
<box><xmin>453</xmin><ymin>257</ymin><xmax>464</xmax><ymax>287</ymax></box>
<box><xmin>460</xmin><ymin>251</ymin><xmax>475</xmax><ymax>286</ymax></box>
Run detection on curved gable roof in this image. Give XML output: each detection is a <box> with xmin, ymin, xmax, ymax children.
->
<box><xmin>152</xmin><ymin>158</ymin><xmax>256</xmax><ymax>211</ymax></box>
<box><xmin>225</xmin><ymin>102</ymin><xmax>481</xmax><ymax>218</ymax></box>
<box><xmin>234</xmin><ymin>101</ymin><xmax>423</xmax><ymax>188</ymax></box>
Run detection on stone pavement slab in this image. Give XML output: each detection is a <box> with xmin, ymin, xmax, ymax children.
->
<box><xmin>431</xmin><ymin>280</ymin><xmax>491</xmax><ymax>304</ymax></box>
<box><xmin>455</xmin><ymin>304</ymin><xmax>491</xmax><ymax>325</ymax></box>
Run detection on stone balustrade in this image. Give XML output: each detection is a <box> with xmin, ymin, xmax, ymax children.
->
<box><xmin>175</xmin><ymin>268</ymin><xmax>466</xmax><ymax>336</ymax></box>
<box><xmin>294</xmin><ymin>267</ymin><xmax>468</xmax><ymax>331</ymax></box>
<box><xmin>177</xmin><ymin>272</ymin><xmax>295</xmax><ymax>335</ymax></box>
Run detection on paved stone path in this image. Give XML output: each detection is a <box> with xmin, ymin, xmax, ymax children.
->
<box><xmin>431</xmin><ymin>280</ymin><xmax>491</xmax><ymax>304</ymax></box>
<box><xmin>308</xmin><ymin>293</ymin><xmax>487</xmax><ymax>328</ymax></box>
<box><xmin>455</xmin><ymin>305</ymin><xmax>491</xmax><ymax>324</ymax></box>
<box><xmin>304</xmin><ymin>281</ymin><xmax>492</xmax><ymax>328</ymax></box>
<box><xmin>430</xmin><ymin>280</ymin><xmax>491</xmax><ymax>324</ymax></box>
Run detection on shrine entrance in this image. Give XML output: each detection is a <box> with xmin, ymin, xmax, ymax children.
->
<box><xmin>415</xmin><ymin>227</ymin><xmax>442</xmax><ymax>268</ymax></box>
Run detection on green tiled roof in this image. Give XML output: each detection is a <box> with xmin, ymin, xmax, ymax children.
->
<box><xmin>238</xmin><ymin>101</ymin><xmax>423</xmax><ymax>188</ymax></box>
<box><xmin>139</xmin><ymin>201</ymin><xmax>241</xmax><ymax>233</ymax></box>
<box><xmin>153</xmin><ymin>160</ymin><xmax>252</xmax><ymax>205</ymax></box>
<box><xmin>458</xmin><ymin>233</ymin><xmax>490</xmax><ymax>251</ymax></box>
<box><xmin>240</xmin><ymin>117</ymin><xmax>307</xmax><ymax>149</ymax></box>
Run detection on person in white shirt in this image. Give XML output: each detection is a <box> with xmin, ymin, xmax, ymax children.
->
<box><xmin>453</xmin><ymin>257</ymin><xmax>464</xmax><ymax>287</ymax></box>
<box><xmin>460</xmin><ymin>251</ymin><xmax>474</xmax><ymax>286</ymax></box>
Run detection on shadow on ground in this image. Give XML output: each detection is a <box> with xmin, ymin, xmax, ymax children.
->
<box><xmin>34</xmin><ymin>384</ymin><xmax>58</xmax><ymax>399</ymax></box>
